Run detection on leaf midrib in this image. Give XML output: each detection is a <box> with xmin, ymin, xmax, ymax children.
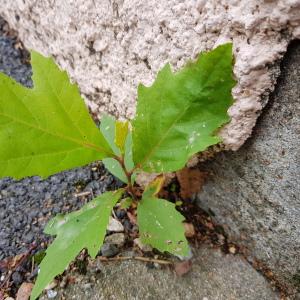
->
<box><xmin>138</xmin><ymin>104</ymin><xmax>190</xmax><ymax>169</ymax></box>
<box><xmin>0</xmin><ymin>111</ymin><xmax>112</xmax><ymax>156</ymax></box>
<box><xmin>137</xmin><ymin>54</ymin><xmax>226</xmax><ymax>169</ymax></box>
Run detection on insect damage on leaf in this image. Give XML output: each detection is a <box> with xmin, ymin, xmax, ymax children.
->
<box><xmin>30</xmin><ymin>190</ymin><xmax>123</xmax><ymax>300</ymax></box>
<box><xmin>0</xmin><ymin>51</ymin><xmax>114</xmax><ymax>179</ymax></box>
<box><xmin>132</xmin><ymin>43</ymin><xmax>236</xmax><ymax>173</ymax></box>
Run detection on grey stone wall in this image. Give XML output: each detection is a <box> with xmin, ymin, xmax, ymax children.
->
<box><xmin>197</xmin><ymin>41</ymin><xmax>300</xmax><ymax>294</ymax></box>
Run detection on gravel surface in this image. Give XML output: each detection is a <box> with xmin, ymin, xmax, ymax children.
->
<box><xmin>0</xmin><ymin>17</ymin><xmax>32</xmax><ymax>87</ymax></box>
<box><xmin>0</xmin><ymin>16</ymin><xmax>122</xmax><ymax>260</ymax></box>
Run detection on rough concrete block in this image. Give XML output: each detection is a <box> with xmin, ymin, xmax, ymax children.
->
<box><xmin>197</xmin><ymin>41</ymin><xmax>300</xmax><ymax>294</ymax></box>
<box><xmin>40</xmin><ymin>246</ymin><xmax>280</xmax><ymax>300</ymax></box>
<box><xmin>0</xmin><ymin>0</ymin><xmax>299</xmax><ymax>150</ymax></box>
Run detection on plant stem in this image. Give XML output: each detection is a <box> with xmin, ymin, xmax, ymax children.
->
<box><xmin>98</xmin><ymin>255</ymin><xmax>173</xmax><ymax>265</ymax></box>
<box><xmin>114</xmin><ymin>155</ymin><xmax>137</xmax><ymax>200</ymax></box>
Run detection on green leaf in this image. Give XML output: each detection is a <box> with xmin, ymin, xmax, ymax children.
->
<box><xmin>115</xmin><ymin>120</ymin><xmax>129</xmax><ymax>154</ymax></box>
<box><xmin>100</xmin><ymin>114</ymin><xmax>120</xmax><ymax>155</ymax></box>
<box><xmin>119</xmin><ymin>197</ymin><xmax>133</xmax><ymax>209</ymax></box>
<box><xmin>132</xmin><ymin>43</ymin><xmax>235</xmax><ymax>173</ymax></box>
<box><xmin>30</xmin><ymin>189</ymin><xmax>123</xmax><ymax>300</ymax></box>
<box><xmin>100</xmin><ymin>114</ymin><xmax>135</xmax><ymax>183</ymax></box>
<box><xmin>0</xmin><ymin>51</ymin><xmax>113</xmax><ymax>179</ymax></box>
<box><xmin>142</xmin><ymin>175</ymin><xmax>164</xmax><ymax>198</ymax></box>
<box><xmin>102</xmin><ymin>157</ymin><xmax>128</xmax><ymax>183</ymax></box>
<box><xmin>137</xmin><ymin>181</ymin><xmax>189</xmax><ymax>257</ymax></box>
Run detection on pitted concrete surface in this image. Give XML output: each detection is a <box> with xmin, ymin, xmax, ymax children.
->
<box><xmin>197</xmin><ymin>41</ymin><xmax>300</xmax><ymax>294</ymax></box>
<box><xmin>40</xmin><ymin>246</ymin><xmax>280</xmax><ymax>300</ymax></box>
<box><xmin>0</xmin><ymin>0</ymin><xmax>299</xmax><ymax>150</ymax></box>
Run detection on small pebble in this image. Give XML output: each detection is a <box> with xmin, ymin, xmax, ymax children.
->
<box><xmin>46</xmin><ymin>289</ymin><xmax>57</xmax><ymax>299</ymax></box>
<box><xmin>100</xmin><ymin>243</ymin><xmax>119</xmax><ymax>257</ymax></box>
<box><xmin>105</xmin><ymin>233</ymin><xmax>125</xmax><ymax>247</ymax></box>
<box><xmin>123</xmin><ymin>219</ymin><xmax>132</xmax><ymax>231</ymax></box>
<box><xmin>229</xmin><ymin>245</ymin><xmax>237</xmax><ymax>254</ymax></box>
<box><xmin>107</xmin><ymin>217</ymin><xmax>124</xmax><ymax>232</ymax></box>
<box><xmin>153</xmin><ymin>263</ymin><xmax>161</xmax><ymax>269</ymax></box>
<box><xmin>115</xmin><ymin>210</ymin><xmax>126</xmax><ymax>219</ymax></box>
<box><xmin>12</xmin><ymin>271</ymin><xmax>23</xmax><ymax>285</ymax></box>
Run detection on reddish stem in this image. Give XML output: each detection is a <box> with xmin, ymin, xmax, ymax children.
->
<box><xmin>113</xmin><ymin>155</ymin><xmax>137</xmax><ymax>200</ymax></box>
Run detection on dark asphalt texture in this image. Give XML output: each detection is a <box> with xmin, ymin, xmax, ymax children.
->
<box><xmin>0</xmin><ymin>17</ymin><xmax>122</xmax><ymax>260</ymax></box>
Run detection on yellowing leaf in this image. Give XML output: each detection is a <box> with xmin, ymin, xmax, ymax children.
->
<box><xmin>115</xmin><ymin>120</ymin><xmax>129</xmax><ymax>154</ymax></box>
<box><xmin>30</xmin><ymin>189</ymin><xmax>123</xmax><ymax>300</ymax></box>
<box><xmin>132</xmin><ymin>44</ymin><xmax>235</xmax><ymax>173</ymax></box>
<box><xmin>0</xmin><ymin>52</ymin><xmax>113</xmax><ymax>179</ymax></box>
<box><xmin>142</xmin><ymin>175</ymin><xmax>165</xmax><ymax>198</ymax></box>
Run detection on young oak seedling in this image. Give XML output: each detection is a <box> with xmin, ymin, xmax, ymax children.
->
<box><xmin>0</xmin><ymin>43</ymin><xmax>235</xmax><ymax>299</ymax></box>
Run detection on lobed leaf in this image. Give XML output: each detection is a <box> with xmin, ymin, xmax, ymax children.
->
<box><xmin>30</xmin><ymin>189</ymin><xmax>123</xmax><ymax>300</ymax></box>
<box><xmin>137</xmin><ymin>180</ymin><xmax>189</xmax><ymax>257</ymax></box>
<box><xmin>0</xmin><ymin>52</ymin><xmax>113</xmax><ymax>179</ymax></box>
<box><xmin>132</xmin><ymin>43</ymin><xmax>236</xmax><ymax>173</ymax></box>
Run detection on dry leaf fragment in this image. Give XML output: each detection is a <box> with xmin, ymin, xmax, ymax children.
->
<box><xmin>174</xmin><ymin>260</ymin><xmax>192</xmax><ymax>276</ymax></box>
<box><xmin>176</xmin><ymin>167</ymin><xmax>207</xmax><ymax>200</ymax></box>
<box><xmin>16</xmin><ymin>283</ymin><xmax>34</xmax><ymax>300</ymax></box>
<box><xmin>183</xmin><ymin>223</ymin><xmax>195</xmax><ymax>238</ymax></box>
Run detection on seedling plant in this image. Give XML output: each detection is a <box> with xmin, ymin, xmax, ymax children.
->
<box><xmin>0</xmin><ymin>43</ymin><xmax>235</xmax><ymax>299</ymax></box>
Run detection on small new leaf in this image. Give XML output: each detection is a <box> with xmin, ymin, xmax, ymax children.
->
<box><xmin>100</xmin><ymin>114</ymin><xmax>135</xmax><ymax>183</ymax></box>
<box><xmin>100</xmin><ymin>114</ymin><xmax>120</xmax><ymax>155</ymax></box>
<box><xmin>137</xmin><ymin>180</ymin><xmax>189</xmax><ymax>257</ymax></box>
<box><xmin>132</xmin><ymin>43</ymin><xmax>235</xmax><ymax>173</ymax></box>
<box><xmin>0</xmin><ymin>52</ymin><xmax>113</xmax><ymax>179</ymax></box>
<box><xmin>115</xmin><ymin>120</ymin><xmax>129</xmax><ymax>154</ymax></box>
<box><xmin>30</xmin><ymin>189</ymin><xmax>123</xmax><ymax>300</ymax></box>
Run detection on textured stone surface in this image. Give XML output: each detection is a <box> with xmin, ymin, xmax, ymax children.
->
<box><xmin>0</xmin><ymin>0</ymin><xmax>299</xmax><ymax>150</ymax></box>
<box><xmin>197</xmin><ymin>41</ymin><xmax>300</xmax><ymax>294</ymax></box>
<box><xmin>40</xmin><ymin>246</ymin><xmax>279</xmax><ymax>300</ymax></box>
